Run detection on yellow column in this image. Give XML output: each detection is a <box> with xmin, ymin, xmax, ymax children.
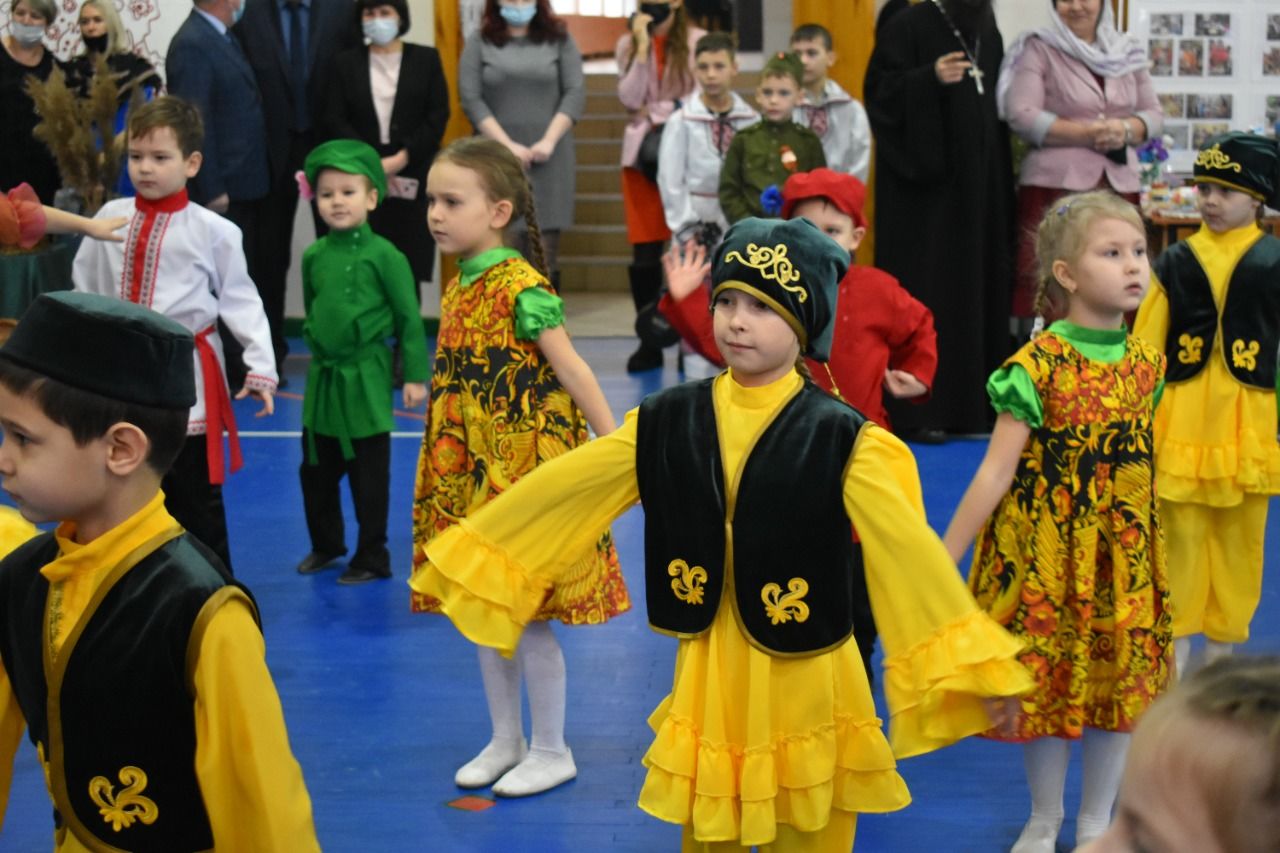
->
<box><xmin>432</xmin><ymin>0</ymin><xmax>473</xmax><ymax>289</ymax></box>
<box><xmin>790</xmin><ymin>0</ymin><xmax>878</xmax><ymax>262</ymax></box>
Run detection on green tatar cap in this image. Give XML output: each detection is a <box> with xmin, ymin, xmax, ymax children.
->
<box><xmin>304</xmin><ymin>139</ymin><xmax>388</xmax><ymax>207</ymax></box>
<box><xmin>0</xmin><ymin>291</ymin><xmax>195</xmax><ymax>409</ymax></box>
<box><xmin>712</xmin><ymin>217</ymin><xmax>850</xmax><ymax>362</ymax></box>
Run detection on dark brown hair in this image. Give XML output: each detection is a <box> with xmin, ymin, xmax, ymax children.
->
<box><xmin>623</xmin><ymin>3</ymin><xmax>692</xmax><ymax>93</ymax></box>
<box><xmin>480</xmin><ymin>0</ymin><xmax>566</xmax><ymax>46</ymax></box>
<box><xmin>128</xmin><ymin>95</ymin><xmax>204</xmax><ymax>157</ymax></box>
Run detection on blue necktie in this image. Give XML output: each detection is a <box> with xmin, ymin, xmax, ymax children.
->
<box><xmin>287</xmin><ymin>0</ymin><xmax>308</xmax><ymax>131</ymax></box>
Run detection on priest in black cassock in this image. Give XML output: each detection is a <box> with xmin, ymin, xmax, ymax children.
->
<box><xmin>865</xmin><ymin>0</ymin><xmax>1015</xmax><ymax>438</ymax></box>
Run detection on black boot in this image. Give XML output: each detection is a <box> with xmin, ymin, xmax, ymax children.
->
<box><xmin>626</xmin><ymin>262</ymin><xmax>664</xmax><ymax>373</ymax></box>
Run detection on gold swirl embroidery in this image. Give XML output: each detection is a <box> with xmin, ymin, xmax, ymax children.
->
<box><xmin>1194</xmin><ymin>144</ymin><xmax>1242</xmax><ymax>173</ymax></box>
<box><xmin>1232</xmin><ymin>339</ymin><xmax>1260</xmax><ymax>370</ymax></box>
<box><xmin>89</xmin><ymin>766</ymin><xmax>158</xmax><ymax>832</ymax></box>
<box><xmin>723</xmin><ymin>242</ymin><xmax>807</xmax><ymax>301</ymax></box>
<box><xmin>668</xmin><ymin>559</ymin><xmax>707</xmax><ymax>605</ymax></box>
<box><xmin>1177</xmin><ymin>333</ymin><xmax>1203</xmax><ymax>365</ymax></box>
<box><xmin>761</xmin><ymin>578</ymin><xmax>811</xmax><ymax>625</ymax></box>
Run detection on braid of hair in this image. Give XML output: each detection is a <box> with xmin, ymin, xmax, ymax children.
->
<box><xmin>522</xmin><ymin>193</ymin><xmax>551</xmax><ymax>283</ymax></box>
<box><xmin>793</xmin><ymin>353</ymin><xmax>813</xmax><ymax>382</ymax></box>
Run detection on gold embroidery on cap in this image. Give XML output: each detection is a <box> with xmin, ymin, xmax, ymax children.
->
<box><xmin>724</xmin><ymin>243</ymin><xmax>807</xmax><ymax>302</ymax></box>
<box><xmin>1177</xmin><ymin>333</ymin><xmax>1203</xmax><ymax>365</ymax></box>
<box><xmin>89</xmin><ymin>766</ymin><xmax>158</xmax><ymax>832</ymax></box>
<box><xmin>1232</xmin><ymin>339</ymin><xmax>1260</xmax><ymax>370</ymax></box>
<box><xmin>1195</xmin><ymin>144</ymin><xmax>1242</xmax><ymax>173</ymax></box>
<box><xmin>762</xmin><ymin>578</ymin><xmax>811</xmax><ymax>625</ymax></box>
<box><xmin>668</xmin><ymin>559</ymin><xmax>707</xmax><ymax>605</ymax></box>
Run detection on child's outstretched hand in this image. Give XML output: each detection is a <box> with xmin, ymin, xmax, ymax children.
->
<box><xmin>662</xmin><ymin>241</ymin><xmax>711</xmax><ymax>302</ymax></box>
<box><xmin>983</xmin><ymin>696</ymin><xmax>1021</xmax><ymax>738</ymax></box>
<box><xmin>402</xmin><ymin>382</ymin><xmax>427</xmax><ymax>410</ymax></box>
<box><xmin>80</xmin><ymin>214</ymin><xmax>129</xmax><ymax>242</ymax></box>
<box><xmin>236</xmin><ymin>386</ymin><xmax>275</xmax><ymax>417</ymax></box>
<box><xmin>883</xmin><ymin>368</ymin><xmax>928</xmax><ymax>399</ymax></box>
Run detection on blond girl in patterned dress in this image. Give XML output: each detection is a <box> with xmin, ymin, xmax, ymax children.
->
<box><xmin>410</xmin><ymin>137</ymin><xmax>629</xmax><ymax>798</ymax></box>
<box><xmin>944</xmin><ymin>191</ymin><xmax>1174</xmax><ymax>853</ymax></box>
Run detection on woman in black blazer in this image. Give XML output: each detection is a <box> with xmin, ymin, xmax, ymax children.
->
<box><xmin>323</xmin><ymin>0</ymin><xmax>450</xmax><ymax>284</ymax></box>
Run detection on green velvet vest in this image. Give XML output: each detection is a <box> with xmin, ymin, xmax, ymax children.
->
<box><xmin>1158</xmin><ymin>234</ymin><xmax>1280</xmax><ymax>388</ymax></box>
<box><xmin>635</xmin><ymin>378</ymin><xmax>866</xmax><ymax>656</ymax></box>
<box><xmin>0</xmin><ymin>532</ymin><xmax>257</xmax><ymax>852</ymax></box>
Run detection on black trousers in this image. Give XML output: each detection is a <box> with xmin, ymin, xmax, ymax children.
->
<box><xmin>299</xmin><ymin>430</ymin><xmax>391</xmax><ymax>572</ymax></box>
<box><xmin>162</xmin><ymin>436</ymin><xmax>233</xmax><ymax>574</ymax></box>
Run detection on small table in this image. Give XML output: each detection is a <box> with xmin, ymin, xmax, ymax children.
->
<box><xmin>0</xmin><ymin>237</ymin><xmax>79</xmax><ymax>318</ymax></box>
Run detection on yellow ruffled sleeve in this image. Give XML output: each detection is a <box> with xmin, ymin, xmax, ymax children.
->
<box><xmin>412</xmin><ymin>411</ymin><xmax>642</xmax><ymax>655</ymax></box>
<box><xmin>1132</xmin><ymin>274</ymin><xmax>1169</xmax><ymax>353</ymax></box>
<box><xmin>844</xmin><ymin>426</ymin><xmax>1034</xmax><ymax>759</ymax></box>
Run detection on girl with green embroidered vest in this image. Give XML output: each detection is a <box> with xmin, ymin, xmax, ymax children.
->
<box><xmin>1132</xmin><ymin>132</ymin><xmax>1280</xmax><ymax>683</ymax></box>
<box><xmin>409</xmin><ymin>137</ymin><xmax>629</xmax><ymax>798</ymax></box>
<box><xmin>412</xmin><ymin>215</ymin><xmax>1033</xmax><ymax>851</ymax></box>
<box><xmin>944</xmin><ymin>190</ymin><xmax>1173</xmax><ymax>852</ymax></box>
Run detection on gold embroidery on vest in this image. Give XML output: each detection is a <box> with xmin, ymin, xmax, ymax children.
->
<box><xmin>668</xmin><ymin>559</ymin><xmax>707</xmax><ymax>605</ymax></box>
<box><xmin>1194</xmin><ymin>144</ymin><xmax>1242</xmax><ymax>173</ymax></box>
<box><xmin>761</xmin><ymin>578</ymin><xmax>811</xmax><ymax>625</ymax></box>
<box><xmin>1177</xmin><ymin>333</ymin><xmax>1204</xmax><ymax>364</ymax></box>
<box><xmin>723</xmin><ymin>243</ymin><xmax>807</xmax><ymax>301</ymax></box>
<box><xmin>1232</xmin><ymin>339</ymin><xmax>1260</xmax><ymax>370</ymax></box>
<box><xmin>89</xmin><ymin>766</ymin><xmax>158</xmax><ymax>832</ymax></box>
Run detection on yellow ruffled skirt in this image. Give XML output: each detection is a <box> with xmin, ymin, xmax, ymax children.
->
<box><xmin>638</xmin><ymin>604</ymin><xmax>910</xmax><ymax>847</ymax></box>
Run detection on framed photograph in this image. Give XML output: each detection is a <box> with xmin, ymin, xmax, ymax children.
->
<box><xmin>1266</xmin><ymin>95</ymin><xmax>1280</xmax><ymax>125</ymax></box>
<box><xmin>1157</xmin><ymin>92</ymin><xmax>1186</xmax><ymax>118</ymax></box>
<box><xmin>1178</xmin><ymin>39</ymin><xmax>1204</xmax><ymax>76</ymax></box>
<box><xmin>1149</xmin><ymin>38</ymin><xmax>1173</xmax><ymax>75</ymax></box>
<box><xmin>1150</xmin><ymin>13</ymin><xmax>1183</xmax><ymax>36</ymax></box>
<box><xmin>1207</xmin><ymin>40</ymin><xmax>1232</xmax><ymax>77</ymax></box>
<box><xmin>1194</xmin><ymin>13</ymin><xmax>1230</xmax><ymax>38</ymax></box>
<box><xmin>1187</xmin><ymin>93</ymin><xmax>1232</xmax><ymax>119</ymax></box>
<box><xmin>1163</xmin><ymin>124</ymin><xmax>1190</xmax><ymax>150</ymax></box>
<box><xmin>1265</xmin><ymin>46</ymin><xmax>1280</xmax><ymax>77</ymax></box>
<box><xmin>1192</xmin><ymin>122</ymin><xmax>1230</xmax><ymax>148</ymax></box>
<box><xmin>1267</xmin><ymin>14</ymin><xmax>1280</xmax><ymax>42</ymax></box>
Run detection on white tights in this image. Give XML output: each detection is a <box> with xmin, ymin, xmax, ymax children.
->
<box><xmin>475</xmin><ymin>621</ymin><xmax>568</xmax><ymax>753</ymax></box>
<box><xmin>1022</xmin><ymin>730</ymin><xmax>1129</xmax><ymax>840</ymax></box>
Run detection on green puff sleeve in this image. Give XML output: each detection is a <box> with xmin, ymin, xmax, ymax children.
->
<box><xmin>513</xmin><ymin>286</ymin><xmax>566</xmax><ymax>342</ymax></box>
<box><xmin>986</xmin><ymin>363</ymin><xmax>1043</xmax><ymax>429</ymax></box>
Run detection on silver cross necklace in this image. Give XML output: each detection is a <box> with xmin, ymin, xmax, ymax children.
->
<box><xmin>929</xmin><ymin>0</ymin><xmax>984</xmax><ymax>95</ymax></box>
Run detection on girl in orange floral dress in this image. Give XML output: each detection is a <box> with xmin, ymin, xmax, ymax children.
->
<box><xmin>410</xmin><ymin>138</ymin><xmax>629</xmax><ymax>798</ymax></box>
<box><xmin>943</xmin><ymin>191</ymin><xmax>1173</xmax><ymax>853</ymax></box>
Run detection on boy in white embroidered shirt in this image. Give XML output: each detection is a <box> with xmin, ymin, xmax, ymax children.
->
<box><xmin>791</xmin><ymin>22</ymin><xmax>872</xmax><ymax>182</ymax></box>
<box><xmin>72</xmin><ymin>95</ymin><xmax>277</xmax><ymax>574</ymax></box>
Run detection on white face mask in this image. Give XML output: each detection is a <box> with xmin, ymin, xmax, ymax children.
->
<box><xmin>362</xmin><ymin>17</ymin><xmax>399</xmax><ymax>46</ymax></box>
<box><xmin>10</xmin><ymin>21</ymin><xmax>46</xmax><ymax>46</ymax></box>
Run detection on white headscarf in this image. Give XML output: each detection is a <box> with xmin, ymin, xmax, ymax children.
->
<box><xmin>996</xmin><ymin>1</ymin><xmax>1149</xmax><ymax>120</ymax></box>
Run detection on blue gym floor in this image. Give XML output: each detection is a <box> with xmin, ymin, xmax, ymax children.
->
<box><xmin>5</xmin><ymin>336</ymin><xmax>1279</xmax><ymax>851</ymax></box>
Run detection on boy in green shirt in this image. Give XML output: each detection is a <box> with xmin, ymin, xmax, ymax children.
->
<box><xmin>718</xmin><ymin>51</ymin><xmax>825</xmax><ymax>224</ymax></box>
<box><xmin>296</xmin><ymin>139</ymin><xmax>429</xmax><ymax>584</ymax></box>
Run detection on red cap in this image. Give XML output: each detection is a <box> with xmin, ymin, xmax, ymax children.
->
<box><xmin>781</xmin><ymin>168</ymin><xmax>867</xmax><ymax>229</ymax></box>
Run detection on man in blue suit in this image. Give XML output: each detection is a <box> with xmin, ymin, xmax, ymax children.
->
<box><xmin>235</xmin><ymin>0</ymin><xmax>358</xmax><ymax>374</ymax></box>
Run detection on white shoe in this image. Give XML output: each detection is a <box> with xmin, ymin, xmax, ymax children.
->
<box><xmin>454</xmin><ymin>737</ymin><xmax>527</xmax><ymax>788</ymax></box>
<box><xmin>491</xmin><ymin>747</ymin><xmax>577</xmax><ymax>797</ymax></box>
<box><xmin>1011</xmin><ymin>816</ymin><xmax>1063</xmax><ymax>853</ymax></box>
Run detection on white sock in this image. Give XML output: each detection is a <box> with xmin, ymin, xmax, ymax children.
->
<box><xmin>1077</xmin><ymin>729</ymin><xmax>1129</xmax><ymax>842</ymax></box>
<box><xmin>1023</xmin><ymin>737</ymin><xmax>1070</xmax><ymax>823</ymax></box>
<box><xmin>518</xmin><ymin>621</ymin><xmax>567</xmax><ymax>754</ymax></box>
<box><xmin>1174</xmin><ymin>636</ymin><xmax>1193</xmax><ymax>680</ymax></box>
<box><xmin>477</xmin><ymin>645</ymin><xmax>524</xmax><ymax>742</ymax></box>
<box><xmin>1203</xmin><ymin>640</ymin><xmax>1234</xmax><ymax>665</ymax></box>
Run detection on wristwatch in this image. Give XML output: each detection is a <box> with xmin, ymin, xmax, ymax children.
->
<box><xmin>1123</xmin><ymin>120</ymin><xmax>1134</xmax><ymax>146</ymax></box>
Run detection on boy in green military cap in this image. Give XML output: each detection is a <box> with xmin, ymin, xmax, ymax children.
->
<box><xmin>0</xmin><ymin>291</ymin><xmax>318</xmax><ymax>850</ymax></box>
<box><xmin>717</xmin><ymin>51</ymin><xmax>826</xmax><ymax>224</ymax></box>
<box><xmin>412</xmin><ymin>216</ymin><xmax>1032</xmax><ymax>850</ymax></box>
<box><xmin>1134</xmin><ymin>131</ymin><xmax>1280</xmax><ymax>674</ymax></box>
<box><xmin>296</xmin><ymin>139</ymin><xmax>430</xmax><ymax>584</ymax></box>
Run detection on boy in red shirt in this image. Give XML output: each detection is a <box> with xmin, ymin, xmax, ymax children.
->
<box><xmin>660</xmin><ymin>167</ymin><xmax>937</xmax><ymax>430</ymax></box>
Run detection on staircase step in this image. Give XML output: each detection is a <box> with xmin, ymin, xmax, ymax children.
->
<box><xmin>561</xmin><ymin>225</ymin><xmax>631</xmax><ymax>257</ymax></box>
<box><xmin>575</xmin><ymin>194</ymin><xmax>626</xmax><ymax>225</ymax></box>
<box><xmin>576</xmin><ymin>165</ymin><xmax>621</xmax><ymax>194</ymax></box>
<box><xmin>559</xmin><ymin>255</ymin><xmax>630</xmax><ymax>292</ymax></box>
<box><xmin>576</xmin><ymin>114</ymin><xmax>630</xmax><ymax>137</ymax></box>
<box><xmin>576</xmin><ymin>139</ymin><xmax>626</xmax><ymax>165</ymax></box>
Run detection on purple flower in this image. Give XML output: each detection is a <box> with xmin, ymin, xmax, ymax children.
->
<box><xmin>760</xmin><ymin>184</ymin><xmax>783</xmax><ymax>217</ymax></box>
<box><xmin>1136</xmin><ymin>137</ymin><xmax>1169</xmax><ymax>164</ymax></box>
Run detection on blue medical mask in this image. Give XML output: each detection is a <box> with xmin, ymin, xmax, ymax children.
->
<box><xmin>499</xmin><ymin>4</ymin><xmax>537</xmax><ymax>27</ymax></box>
<box><xmin>362</xmin><ymin>17</ymin><xmax>399</xmax><ymax>46</ymax></box>
<box><xmin>10</xmin><ymin>22</ymin><xmax>46</xmax><ymax>46</ymax></box>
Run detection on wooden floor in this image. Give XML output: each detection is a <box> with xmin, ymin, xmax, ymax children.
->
<box><xmin>5</xmin><ymin>335</ymin><xmax>1279</xmax><ymax>852</ymax></box>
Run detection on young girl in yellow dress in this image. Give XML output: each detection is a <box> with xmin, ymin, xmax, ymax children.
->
<box><xmin>943</xmin><ymin>191</ymin><xmax>1173</xmax><ymax>852</ymax></box>
<box><xmin>409</xmin><ymin>138</ymin><xmax>629</xmax><ymax>798</ymax></box>
<box><xmin>1133</xmin><ymin>132</ymin><xmax>1280</xmax><ymax>676</ymax></box>
<box><xmin>413</xmin><ymin>215</ymin><xmax>1034</xmax><ymax>851</ymax></box>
